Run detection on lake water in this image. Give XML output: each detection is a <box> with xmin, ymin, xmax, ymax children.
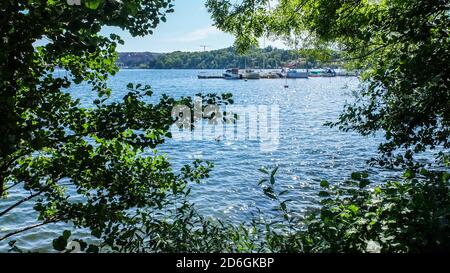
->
<box><xmin>1</xmin><ymin>69</ymin><xmax>394</xmax><ymax>251</ymax></box>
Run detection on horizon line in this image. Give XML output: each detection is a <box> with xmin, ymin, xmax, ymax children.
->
<box><xmin>117</xmin><ymin>45</ymin><xmax>291</xmax><ymax>54</ymax></box>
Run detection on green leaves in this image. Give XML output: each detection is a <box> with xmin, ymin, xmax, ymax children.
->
<box><xmin>52</xmin><ymin>230</ymin><xmax>71</xmax><ymax>252</ymax></box>
<box><xmin>308</xmin><ymin>169</ymin><xmax>450</xmax><ymax>252</ymax></box>
<box><xmin>85</xmin><ymin>0</ymin><xmax>103</xmax><ymax>10</ymax></box>
<box><xmin>350</xmin><ymin>172</ymin><xmax>371</xmax><ymax>188</ymax></box>
<box><xmin>318</xmin><ymin>191</ymin><xmax>330</xmax><ymax>197</ymax></box>
<box><xmin>52</xmin><ymin>237</ymin><xmax>67</xmax><ymax>252</ymax></box>
<box><xmin>351</xmin><ymin>171</ymin><xmax>368</xmax><ymax>180</ymax></box>
<box><xmin>403</xmin><ymin>169</ymin><xmax>415</xmax><ymax>179</ymax></box>
<box><xmin>347</xmin><ymin>204</ymin><xmax>359</xmax><ymax>214</ymax></box>
<box><xmin>263</xmin><ymin>187</ymin><xmax>277</xmax><ymax>200</ymax></box>
<box><xmin>320</xmin><ymin>180</ymin><xmax>329</xmax><ymax>188</ymax></box>
<box><xmin>270</xmin><ymin>166</ymin><xmax>278</xmax><ymax>185</ymax></box>
<box><xmin>91</xmin><ymin>229</ymin><xmax>102</xmax><ymax>239</ymax></box>
<box><xmin>258</xmin><ymin>167</ymin><xmax>269</xmax><ymax>175</ymax></box>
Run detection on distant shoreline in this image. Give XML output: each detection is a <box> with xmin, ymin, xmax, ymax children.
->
<box><xmin>117</xmin><ymin>47</ymin><xmax>344</xmax><ymax>70</ymax></box>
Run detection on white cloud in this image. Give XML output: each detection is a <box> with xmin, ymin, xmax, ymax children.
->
<box><xmin>168</xmin><ymin>26</ymin><xmax>221</xmax><ymax>43</ymax></box>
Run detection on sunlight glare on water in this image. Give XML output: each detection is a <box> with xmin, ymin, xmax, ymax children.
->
<box><xmin>1</xmin><ymin>69</ymin><xmax>394</xmax><ymax>251</ymax></box>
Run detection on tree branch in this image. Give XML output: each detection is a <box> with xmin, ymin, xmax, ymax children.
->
<box><xmin>0</xmin><ymin>218</ymin><xmax>59</xmax><ymax>242</ymax></box>
<box><xmin>0</xmin><ymin>189</ymin><xmax>45</xmax><ymax>218</ymax></box>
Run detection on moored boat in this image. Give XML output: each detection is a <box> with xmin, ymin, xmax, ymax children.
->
<box><xmin>260</xmin><ymin>71</ymin><xmax>281</xmax><ymax>79</ymax></box>
<box><xmin>286</xmin><ymin>69</ymin><xmax>309</xmax><ymax>78</ymax></box>
<box><xmin>198</xmin><ymin>71</ymin><xmax>223</xmax><ymax>79</ymax></box>
<box><xmin>223</xmin><ymin>68</ymin><xmax>241</xmax><ymax>80</ymax></box>
<box><xmin>242</xmin><ymin>69</ymin><xmax>260</xmax><ymax>79</ymax></box>
<box><xmin>309</xmin><ymin>68</ymin><xmax>336</xmax><ymax>77</ymax></box>
<box><xmin>322</xmin><ymin>68</ymin><xmax>336</xmax><ymax>77</ymax></box>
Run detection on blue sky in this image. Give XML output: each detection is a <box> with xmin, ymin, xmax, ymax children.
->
<box><xmin>101</xmin><ymin>0</ymin><xmax>286</xmax><ymax>53</ymax></box>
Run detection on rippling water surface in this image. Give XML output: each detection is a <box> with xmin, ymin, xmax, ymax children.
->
<box><xmin>1</xmin><ymin>69</ymin><xmax>394</xmax><ymax>251</ymax></box>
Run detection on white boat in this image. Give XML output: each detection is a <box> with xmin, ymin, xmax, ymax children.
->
<box><xmin>310</xmin><ymin>68</ymin><xmax>336</xmax><ymax>77</ymax></box>
<box><xmin>223</xmin><ymin>68</ymin><xmax>241</xmax><ymax>80</ymax></box>
<box><xmin>321</xmin><ymin>68</ymin><xmax>336</xmax><ymax>77</ymax></box>
<box><xmin>242</xmin><ymin>69</ymin><xmax>260</xmax><ymax>79</ymax></box>
<box><xmin>260</xmin><ymin>71</ymin><xmax>281</xmax><ymax>79</ymax></box>
<box><xmin>286</xmin><ymin>69</ymin><xmax>309</xmax><ymax>78</ymax></box>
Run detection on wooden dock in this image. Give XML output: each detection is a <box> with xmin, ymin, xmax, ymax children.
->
<box><xmin>198</xmin><ymin>75</ymin><xmax>224</xmax><ymax>79</ymax></box>
<box><xmin>197</xmin><ymin>70</ymin><xmax>358</xmax><ymax>79</ymax></box>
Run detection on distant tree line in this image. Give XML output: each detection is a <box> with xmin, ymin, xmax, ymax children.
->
<box><xmin>117</xmin><ymin>47</ymin><xmax>339</xmax><ymax>69</ymax></box>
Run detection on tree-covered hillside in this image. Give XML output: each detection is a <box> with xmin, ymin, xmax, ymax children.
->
<box><xmin>117</xmin><ymin>46</ymin><xmax>337</xmax><ymax>69</ymax></box>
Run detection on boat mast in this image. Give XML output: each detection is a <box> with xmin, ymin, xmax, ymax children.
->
<box><xmin>262</xmin><ymin>36</ymin><xmax>266</xmax><ymax>70</ymax></box>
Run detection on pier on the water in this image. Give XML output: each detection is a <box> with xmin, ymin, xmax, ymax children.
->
<box><xmin>198</xmin><ymin>75</ymin><xmax>224</xmax><ymax>79</ymax></box>
<box><xmin>197</xmin><ymin>69</ymin><xmax>358</xmax><ymax>79</ymax></box>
